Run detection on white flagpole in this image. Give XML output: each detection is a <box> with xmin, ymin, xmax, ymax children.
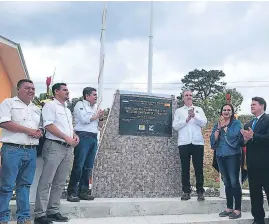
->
<box><xmin>147</xmin><ymin>0</ymin><xmax>153</xmax><ymax>93</ymax></box>
<box><xmin>98</xmin><ymin>1</ymin><xmax>107</xmax><ymax>109</ymax></box>
<box><xmin>51</xmin><ymin>67</ymin><xmax>56</xmax><ymax>86</ymax></box>
<box><xmin>91</xmin><ymin>2</ymin><xmax>107</xmax><ymax>190</ymax></box>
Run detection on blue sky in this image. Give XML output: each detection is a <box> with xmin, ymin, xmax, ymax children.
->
<box><xmin>1</xmin><ymin>1</ymin><xmax>269</xmax><ymax>114</ymax></box>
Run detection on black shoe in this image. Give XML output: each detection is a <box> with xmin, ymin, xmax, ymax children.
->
<box><xmin>229</xmin><ymin>211</ymin><xmax>241</xmax><ymax>219</ymax></box>
<box><xmin>219</xmin><ymin>210</ymin><xmax>232</xmax><ymax>217</ymax></box>
<box><xmin>181</xmin><ymin>193</ymin><xmax>191</xmax><ymax>201</ymax></box>
<box><xmin>78</xmin><ymin>189</ymin><xmax>95</xmax><ymax>201</ymax></box>
<box><xmin>67</xmin><ymin>194</ymin><xmax>80</xmax><ymax>202</ymax></box>
<box><xmin>47</xmin><ymin>213</ymin><xmax>68</xmax><ymax>222</ymax></box>
<box><xmin>34</xmin><ymin>216</ymin><xmax>53</xmax><ymax>224</ymax></box>
<box><xmin>78</xmin><ymin>193</ymin><xmax>95</xmax><ymax>200</ymax></box>
<box><xmin>252</xmin><ymin>220</ymin><xmax>265</xmax><ymax>224</ymax></box>
<box><xmin>197</xmin><ymin>193</ymin><xmax>205</xmax><ymax>201</ymax></box>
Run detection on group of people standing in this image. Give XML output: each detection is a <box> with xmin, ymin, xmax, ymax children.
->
<box><xmin>0</xmin><ymin>79</ymin><xmax>269</xmax><ymax>224</ymax></box>
<box><xmin>0</xmin><ymin>79</ymin><xmax>103</xmax><ymax>224</ymax></box>
<box><xmin>173</xmin><ymin>89</ymin><xmax>269</xmax><ymax>224</ymax></box>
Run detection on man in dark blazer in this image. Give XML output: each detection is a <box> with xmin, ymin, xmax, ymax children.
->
<box><xmin>241</xmin><ymin>97</ymin><xmax>269</xmax><ymax>224</ymax></box>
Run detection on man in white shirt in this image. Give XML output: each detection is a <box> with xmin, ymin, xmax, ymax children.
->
<box><xmin>34</xmin><ymin>83</ymin><xmax>79</xmax><ymax>224</ymax></box>
<box><xmin>0</xmin><ymin>79</ymin><xmax>43</xmax><ymax>224</ymax></box>
<box><xmin>172</xmin><ymin>89</ymin><xmax>207</xmax><ymax>201</ymax></box>
<box><xmin>67</xmin><ymin>87</ymin><xmax>104</xmax><ymax>202</ymax></box>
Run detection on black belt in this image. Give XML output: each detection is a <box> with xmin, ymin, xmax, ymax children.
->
<box><xmin>49</xmin><ymin>139</ymin><xmax>71</xmax><ymax>148</ymax></box>
<box><xmin>76</xmin><ymin>131</ymin><xmax>97</xmax><ymax>139</ymax></box>
<box><xmin>4</xmin><ymin>143</ymin><xmax>36</xmax><ymax>149</ymax></box>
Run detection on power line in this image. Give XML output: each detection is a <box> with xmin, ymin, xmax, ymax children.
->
<box><xmin>35</xmin><ymin>86</ymin><xmax>269</xmax><ymax>90</ymax></box>
<box><xmin>33</xmin><ymin>80</ymin><xmax>269</xmax><ymax>85</ymax></box>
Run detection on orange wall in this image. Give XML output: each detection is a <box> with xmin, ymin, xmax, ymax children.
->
<box><xmin>0</xmin><ymin>58</ymin><xmax>12</xmax><ymax>150</ymax></box>
<box><xmin>0</xmin><ymin>58</ymin><xmax>12</xmax><ymax>102</ymax></box>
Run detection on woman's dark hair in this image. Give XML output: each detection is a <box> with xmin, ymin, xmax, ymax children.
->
<box><xmin>220</xmin><ymin>103</ymin><xmax>235</xmax><ymax>125</ymax></box>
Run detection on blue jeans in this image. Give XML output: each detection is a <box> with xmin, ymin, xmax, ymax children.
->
<box><xmin>0</xmin><ymin>144</ymin><xmax>36</xmax><ymax>222</ymax></box>
<box><xmin>217</xmin><ymin>153</ymin><xmax>242</xmax><ymax>210</ymax></box>
<box><xmin>67</xmin><ymin>132</ymin><xmax>98</xmax><ymax>196</ymax></box>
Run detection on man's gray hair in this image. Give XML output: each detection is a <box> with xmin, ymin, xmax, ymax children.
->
<box><xmin>182</xmin><ymin>88</ymin><xmax>192</xmax><ymax>96</ymax></box>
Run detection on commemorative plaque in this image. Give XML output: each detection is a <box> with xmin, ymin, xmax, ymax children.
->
<box><xmin>119</xmin><ymin>95</ymin><xmax>172</xmax><ymax>137</ymax></box>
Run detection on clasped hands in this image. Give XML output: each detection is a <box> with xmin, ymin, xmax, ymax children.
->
<box><xmin>240</xmin><ymin>127</ymin><xmax>254</xmax><ymax>141</ymax></box>
<box><xmin>64</xmin><ymin>134</ymin><xmax>80</xmax><ymax>147</ymax></box>
<box><xmin>28</xmin><ymin>129</ymin><xmax>43</xmax><ymax>139</ymax></box>
<box><xmin>186</xmin><ymin>108</ymin><xmax>195</xmax><ymax>122</ymax></box>
<box><xmin>97</xmin><ymin>109</ymin><xmax>104</xmax><ymax>120</ymax></box>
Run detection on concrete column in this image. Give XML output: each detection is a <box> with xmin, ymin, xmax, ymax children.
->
<box><xmin>219</xmin><ymin>169</ymin><xmax>242</xmax><ymax>199</ymax></box>
<box><xmin>219</xmin><ymin>174</ymin><xmax>226</xmax><ymax>199</ymax></box>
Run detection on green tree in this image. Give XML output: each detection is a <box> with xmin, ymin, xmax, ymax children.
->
<box><xmin>202</xmin><ymin>88</ymin><xmax>243</xmax><ymax>122</ymax></box>
<box><xmin>177</xmin><ymin>69</ymin><xmax>244</xmax><ymax>123</ymax></box>
<box><xmin>181</xmin><ymin>69</ymin><xmax>226</xmax><ymax>101</ymax></box>
<box><xmin>67</xmin><ymin>97</ymin><xmax>83</xmax><ymax>113</ymax></box>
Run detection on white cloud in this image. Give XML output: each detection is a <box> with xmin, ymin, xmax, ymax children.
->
<box><xmin>187</xmin><ymin>1</ymin><xmax>208</xmax><ymax>16</ymax></box>
<box><xmin>0</xmin><ymin>2</ymin><xmax>68</xmax><ymax>15</ymax></box>
<box><xmin>19</xmin><ymin>1</ymin><xmax>269</xmax><ymax>115</ymax></box>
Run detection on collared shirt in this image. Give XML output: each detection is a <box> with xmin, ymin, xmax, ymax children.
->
<box><xmin>172</xmin><ymin>105</ymin><xmax>207</xmax><ymax>146</ymax></box>
<box><xmin>74</xmin><ymin>100</ymin><xmax>99</xmax><ymax>134</ymax></box>
<box><xmin>252</xmin><ymin>113</ymin><xmax>265</xmax><ymax>130</ymax></box>
<box><xmin>42</xmin><ymin>99</ymin><xmax>73</xmax><ymax>142</ymax></box>
<box><xmin>256</xmin><ymin>113</ymin><xmax>264</xmax><ymax>121</ymax></box>
<box><xmin>0</xmin><ymin>96</ymin><xmax>42</xmax><ymax>145</ymax></box>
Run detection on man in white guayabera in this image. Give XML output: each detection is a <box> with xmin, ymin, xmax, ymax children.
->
<box><xmin>172</xmin><ymin>89</ymin><xmax>207</xmax><ymax>201</ymax></box>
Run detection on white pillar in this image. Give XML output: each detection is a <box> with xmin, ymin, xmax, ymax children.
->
<box><xmin>219</xmin><ymin>174</ymin><xmax>226</xmax><ymax>199</ymax></box>
<box><xmin>147</xmin><ymin>0</ymin><xmax>153</xmax><ymax>93</ymax></box>
<box><xmin>219</xmin><ymin>169</ymin><xmax>242</xmax><ymax>199</ymax></box>
<box><xmin>29</xmin><ymin>157</ymin><xmax>44</xmax><ymax>203</ymax></box>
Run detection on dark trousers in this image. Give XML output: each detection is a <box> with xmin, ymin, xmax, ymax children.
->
<box><xmin>67</xmin><ymin>132</ymin><xmax>98</xmax><ymax>196</ymax></box>
<box><xmin>178</xmin><ymin>144</ymin><xmax>204</xmax><ymax>194</ymax></box>
<box><xmin>217</xmin><ymin>154</ymin><xmax>242</xmax><ymax>211</ymax></box>
<box><xmin>248</xmin><ymin>168</ymin><xmax>269</xmax><ymax>224</ymax></box>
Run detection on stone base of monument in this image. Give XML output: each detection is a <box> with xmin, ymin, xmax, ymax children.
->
<box><xmin>9</xmin><ymin>197</ymin><xmax>268</xmax><ymax>223</ymax></box>
<box><xmin>92</xmin><ymin>90</ymin><xmax>181</xmax><ymax>198</ymax></box>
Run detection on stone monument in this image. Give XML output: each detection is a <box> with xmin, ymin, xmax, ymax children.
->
<box><xmin>92</xmin><ymin>90</ymin><xmax>181</xmax><ymax>198</ymax></box>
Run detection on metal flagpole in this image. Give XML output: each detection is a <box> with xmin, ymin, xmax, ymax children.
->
<box><xmin>98</xmin><ymin>1</ymin><xmax>107</xmax><ymax>109</ymax></box>
<box><xmin>51</xmin><ymin>67</ymin><xmax>56</xmax><ymax>86</ymax></box>
<box><xmin>91</xmin><ymin>1</ymin><xmax>107</xmax><ymax>191</ymax></box>
<box><xmin>147</xmin><ymin>0</ymin><xmax>154</xmax><ymax>93</ymax></box>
